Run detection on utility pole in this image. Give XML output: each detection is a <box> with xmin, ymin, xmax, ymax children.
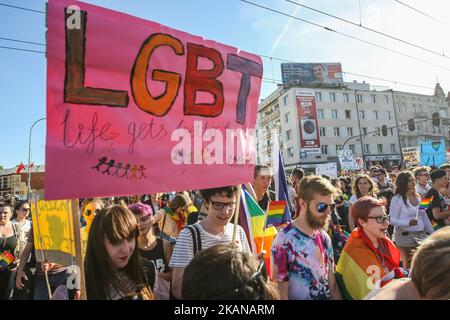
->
<box><xmin>354</xmin><ymin>90</ymin><xmax>366</xmax><ymax>168</ymax></box>
<box><xmin>27</xmin><ymin>117</ymin><xmax>46</xmax><ymax>199</ymax></box>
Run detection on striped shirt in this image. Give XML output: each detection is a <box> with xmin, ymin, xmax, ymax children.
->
<box><xmin>169</xmin><ymin>222</ymin><xmax>251</xmax><ymax>268</ymax></box>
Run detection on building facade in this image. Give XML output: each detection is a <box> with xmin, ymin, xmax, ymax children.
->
<box><xmin>0</xmin><ymin>165</ymin><xmax>45</xmax><ymax>197</ymax></box>
<box><xmin>392</xmin><ymin>83</ymin><xmax>450</xmax><ymax>149</ymax></box>
<box><xmin>257</xmin><ymin>82</ymin><xmax>402</xmax><ymax>169</ymax></box>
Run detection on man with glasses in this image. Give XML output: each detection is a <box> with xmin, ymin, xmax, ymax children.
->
<box><xmin>169</xmin><ymin>186</ymin><xmax>250</xmax><ymax>299</ymax></box>
<box><xmin>271</xmin><ymin>175</ymin><xmax>342</xmax><ymax>300</ymax></box>
<box><xmin>413</xmin><ymin>166</ymin><xmax>431</xmax><ymax>199</ymax></box>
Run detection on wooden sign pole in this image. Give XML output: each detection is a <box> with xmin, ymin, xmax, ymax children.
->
<box><xmin>71</xmin><ymin>199</ymin><xmax>87</xmax><ymax>300</ymax></box>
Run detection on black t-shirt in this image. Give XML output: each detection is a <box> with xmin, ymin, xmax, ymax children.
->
<box><xmin>425</xmin><ymin>188</ymin><xmax>447</xmax><ymax>230</ymax></box>
<box><xmin>139</xmin><ymin>238</ymin><xmax>169</xmax><ymax>290</ymax></box>
<box><xmin>258</xmin><ymin>190</ymin><xmax>276</xmax><ymax>212</ymax></box>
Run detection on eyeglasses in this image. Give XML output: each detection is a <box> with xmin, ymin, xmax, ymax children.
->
<box><xmin>311</xmin><ymin>202</ymin><xmax>335</xmax><ymax>214</ymax></box>
<box><xmin>138</xmin><ymin>215</ymin><xmax>152</xmax><ymax>223</ymax></box>
<box><xmin>21</xmin><ymin>208</ymin><xmax>30</xmax><ymax>212</ymax></box>
<box><xmin>367</xmin><ymin>215</ymin><xmax>390</xmax><ymax>224</ymax></box>
<box><xmin>211</xmin><ymin>201</ymin><xmax>236</xmax><ymax>210</ymax></box>
<box><xmin>84</xmin><ymin>208</ymin><xmax>101</xmax><ymax>217</ymax></box>
<box><xmin>417</xmin><ymin>173</ymin><xmax>430</xmax><ymax>177</ymax></box>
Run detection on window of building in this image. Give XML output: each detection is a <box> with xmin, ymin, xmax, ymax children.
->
<box><xmin>359</xmin><ymin>110</ymin><xmax>366</xmax><ymax>119</ymax></box>
<box><xmin>318</xmin><ymin>109</ymin><xmax>324</xmax><ymax>119</ymax></box>
<box><xmin>377</xmin><ymin>144</ymin><xmax>383</xmax><ymax>153</ymax></box>
<box><xmin>334</xmin><ymin>127</ymin><xmax>340</xmax><ymax>136</ymax></box>
<box><xmin>373</xmin><ymin>111</ymin><xmax>379</xmax><ymax>120</ymax></box>
<box><xmin>390</xmin><ymin>128</ymin><xmax>394</xmax><ymax>136</ymax></box>
<box><xmin>287</xmin><ymin>147</ymin><xmax>294</xmax><ymax>158</ymax></box>
<box><xmin>343</xmin><ymin>93</ymin><xmax>349</xmax><ymax>103</ymax></box>
<box><xmin>319</xmin><ymin>127</ymin><xmax>326</xmax><ymax>137</ymax></box>
<box><xmin>385</xmin><ymin>95</ymin><xmax>389</xmax><ymax>104</ymax></box>
<box><xmin>336</xmin><ymin>145</ymin><xmax>342</xmax><ymax>152</ymax></box>
<box><xmin>386</xmin><ymin>111</ymin><xmax>392</xmax><ymax>120</ymax></box>
<box><xmin>349</xmin><ymin>144</ymin><xmax>355</xmax><ymax>153</ymax></box>
<box><xmin>332</xmin><ymin>109</ymin><xmax>338</xmax><ymax>119</ymax></box>
<box><xmin>286</xmin><ymin>129</ymin><xmax>292</xmax><ymax>141</ymax></box>
<box><xmin>357</xmin><ymin>94</ymin><xmax>363</xmax><ymax>103</ymax></box>
<box><xmin>364</xmin><ymin>144</ymin><xmax>370</xmax><ymax>153</ymax></box>
<box><xmin>375</xmin><ymin>127</ymin><xmax>380</xmax><ymax>136</ymax></box>
<box><xmin>315</xmin><ymin>92</ymin><xmax>322</xmax><ymax>101</ymax></box>
<box><xmin>321</xmin><ymin>145</ymin><xmax>328</xmax><ymax>154</ymax></box>
<box><xmin>345</xmin><ymin>110</ymin><xmax>351</xmax><ymax>119</ymax></box>
<box><xmin>362</xmin><ymin>127</ymin><xmax>368</xmax><ymax>135</ymax></box>
<box><xmin>283</xmin><ymin>95</ymin><xmax>288</xmax><ymax>106</ymax></box>
<box><xmin>390</xmin><ymin>143</ymin><xmax>396</xmax><ymax>153</ymax></box>
<box><xmin>347</xmin><ymin>127</ymin><xmax>353</xmax><ymax>136</ymax></box>
<box><xmin>330</xmin><ymin>93</ymin><xmax>336</xmax><ymax>102</ymax></box>
<box><xmin>285</xmin><ymin>112</ymin><xmax>289</xmax><ymax>123</ymax></box>
<box><xmin>371</xmin><ymin>95</ymin><xmax>376</xmax><ymax>103</ymax></box>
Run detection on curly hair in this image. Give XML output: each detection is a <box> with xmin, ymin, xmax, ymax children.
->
<box><xmin>182</xmin><ymin>244</ymin><xmax>279</xmax><ymax>300</ymax></box>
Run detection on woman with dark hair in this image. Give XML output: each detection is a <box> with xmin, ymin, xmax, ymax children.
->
<box><xmin>182</xmin><ymin>243</ymin><xmax>278</xmax><ymax>300</ymax></box>
<box><xmin>336</xmin><ymin>197</ymin><xmax>406</xmax><ymax>300</ymax></box>
<box><xmin>0</xmin><ymin>205</ymin><xmax>17</xmax><ymax>299</ymax></box>
<box><xmin>389</xmin><ymin>172</ymin><xmax>433</xmax><ymax>269</ymax></box>
<box><xmin>84</xmin><ymin>205</ymin><xmax>153</xmax><ymax>300</ymax></box>
<box><xmin>347</xmin><ymin>174</ymin><xmax>379</xmax><ymax>231</ymax></box>
<box><xmin>153</xmin><ymin>195</ymin><xmax>188</xmax><ymax>243</ymax></box>
<box><xmin>11</xmin><ymin>201</ymin><xmax>32</xmax><ymax>262</ymax></box>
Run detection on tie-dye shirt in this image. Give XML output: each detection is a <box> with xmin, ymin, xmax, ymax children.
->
<box><xmin>271</xmin><ymin>223</ymin><xmax>334</xmax><ymax>300</ymax></box>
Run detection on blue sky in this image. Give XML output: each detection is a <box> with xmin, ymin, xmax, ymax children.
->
<box><xmin>1</xmin><ymin>0</ymin><xmax>450</xmax><ymax>168</ymax></box>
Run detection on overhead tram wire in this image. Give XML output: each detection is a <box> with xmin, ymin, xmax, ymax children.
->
<box><xmin>0</xmin><ymin>37</ymin><xmax>45</xmax><ymax>46</ymax></box>
<box><xmin>284</xmin><ymin>0</ymin><xmax>450</xmax><ymax>60</ymax></box>
<box><xmin>258</xmin><ymin>54</ymin><xmax>433</xmax><ymax>90</ymax></box>
<box><xmin>239</xmin><ymin>0</ymin><xmax>450</xmax><ymax>72</ymax></box>
<box><xmin>0</xmin><ymin>45</ymin><xmax>45</xmax><ymax>54</ymax></box>
<box><xmin>0</xmin><ymin>2</ymin><xmax>45</xmax><ymax>14</ymax></box>
<box><xmin>0</xmin><ymin>39</ymin><xmax>433</xmax><ymax>90</ymax></box>
<box><xmin>394</xmin><ymin>0</ymin><xmax>444</xmax><ymax>24</ymax></box>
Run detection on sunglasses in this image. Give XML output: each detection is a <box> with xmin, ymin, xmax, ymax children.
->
<box><xmin>210</xmin><ymin>201</ymin><xmax>236</xmax><ymax>210</ymax></box>
<box><xmin>312</xmin><ymin>202</ymin><xmax>335</xmax><ymax>213</ymax></box>
<box><xmin>84</xmin><ymin>208</ymin><xmax>101</xmax><ymax>217</ymax></box>
<box><xmin>367</xmin><ymin>215</ymin><xmax>390</xmax><ymax>224</ymax></box>
<box><xmin>21</xmin><ymin>208</ymin><xmax>30</xmax><ymax>212</ymax></box>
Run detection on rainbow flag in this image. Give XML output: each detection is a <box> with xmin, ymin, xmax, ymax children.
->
<box><xmin>266</xmin><ymin>200</ymin><xmax>287</xmax><ymax>228</ymax></box>
<box><xmin>419</xmin><ymin>196</ymin><xmax>434</xmax><ymax>209</ymax></box>
<box><xmin>240</xmin><ymin>188</ymin><xmax>277</xmax><ymax>275</ymax></box>
<box><xmin>0</xmin><ymin>250</ymin><xmax>14</xmax><ymax>271</ymax></box>
<box><xmin>336</xmin><ymin>228</ymin><xmax>404</xmax><ymax>300</ymax></box>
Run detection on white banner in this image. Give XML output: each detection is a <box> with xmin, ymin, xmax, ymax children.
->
<box><xmin>315</xmin><ymin>162</ymin><xmax>337</xmax><ymax>179</ymax></box>
<box><xmin>338</xmin><ymin>150</ymin><xmax>355</xmax><ymax>170</ymax></box>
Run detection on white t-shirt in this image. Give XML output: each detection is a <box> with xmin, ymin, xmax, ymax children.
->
<box><xmin>389</xmin><ymin>194</ymin><xmax>433</xmax><ymax>233</ymax></box>
<box><xmin>169</xmin><ymin>222</ymin><xmax>251</xmax><ymax>268</ymax></box>
<box><xmin>348</xmin><ymin>195</ymin><xmax>358</xmax><ymax>205</ymax></box>
<box><xmin>415</xmin><ymin>184</ymin><xmax>431</xmax><ymax>199</ymax></box>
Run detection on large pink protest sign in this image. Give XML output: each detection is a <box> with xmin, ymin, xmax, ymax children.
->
<box><xmin>46</xmin><ymin>0</ymin><xmax>262</xmax><ymax>200</ymax></box>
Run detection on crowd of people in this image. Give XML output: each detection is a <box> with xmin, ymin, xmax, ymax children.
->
<box><xmin>0</xmin><ymin>162</ymin><xmax>449</xmax><ymax>300</ymax></box>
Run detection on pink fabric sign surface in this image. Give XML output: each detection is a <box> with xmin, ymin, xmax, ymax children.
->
<box><xmin>46</xmin><ymin>0</ymin><xmax>262</xmax><ymax>200</ymax></box>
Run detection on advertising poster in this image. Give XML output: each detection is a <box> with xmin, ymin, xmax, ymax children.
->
<box><xmin>296</xmin><ymin>92</ymin><xmax>320</xmax><ymax>154</ymax></box>
<box><xmin>281</xmin><ymin>63</ymin><xmax>343</xmax><ymax>85</ymax></box>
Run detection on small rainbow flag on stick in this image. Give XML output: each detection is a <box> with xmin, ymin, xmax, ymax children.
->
<box><xmin>419</xmin><ymin>196</ymin><xmax>434</xmax><ymax>209</ymax></box>
<box><xmin>266</xmin><ymin>200</ymin><xmax>287</xmax><ymax>228</ymax></box>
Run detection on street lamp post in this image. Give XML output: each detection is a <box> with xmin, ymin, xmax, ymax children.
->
<box><xmin>27</xmin><ymin>117</ymin><xmax>46</xmax><ymax>199</ymax></box>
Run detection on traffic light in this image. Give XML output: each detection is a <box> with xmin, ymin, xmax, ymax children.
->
<box><xmin>407</xmin><ymin>119</ymin><xmax>415</xmax><ymax>131</ymax></box>
<box><xmin>381</xmin><ymin>125</ymin><xmax>388</xmax><ymax>137</ymax></box>
<box><xmin>432</xmin><ymin>112</ymin><xmax>440</xmax><ymax>126</ymax></box>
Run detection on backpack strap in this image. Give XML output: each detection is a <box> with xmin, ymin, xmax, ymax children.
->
<box><xmin>186</xmin><ymin>225</ymin><xmax>202</xmax><ymax>255</ymax></box>
<box><xmin>192</xmin><ymin>224</ymin><xmax>202</xmax><ymax>252</ymax></box>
